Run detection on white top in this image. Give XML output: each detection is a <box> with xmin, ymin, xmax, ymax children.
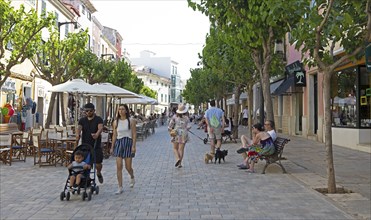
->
<box><xmin>242</xmin><ymin>108</ymin><xmax>248</xmax><ymax>118</ymax></box>
<box><xmin>117</xmin><ymin>119</ymin><xmax>132</xmax><ymax>139</ymax></box>
<box><xmin>267</xmin><ymin>129</ymin><xmax>277</xmax><ymax>141</ymax></box>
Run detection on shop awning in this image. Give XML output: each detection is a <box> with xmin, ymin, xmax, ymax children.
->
<box><xmin>272</xmin><ymin>75</ymin><xmax>295</xmax><ymax>96</ymax></box>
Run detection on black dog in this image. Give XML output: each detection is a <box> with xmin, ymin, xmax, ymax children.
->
<box><xmin>214</xmin><ymin>149</ymin><xmax>228</xmax><ymax>164</ymax></box>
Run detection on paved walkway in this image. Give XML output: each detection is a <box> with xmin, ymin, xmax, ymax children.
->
<box><xmin>0</xmin><ymin>125</ymin><xmax>369</xmax><ymax>220</ymax></box>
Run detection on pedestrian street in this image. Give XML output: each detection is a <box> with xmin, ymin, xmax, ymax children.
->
<box><xmin>0</xmin><ymin>125</ymin><xmax>353</xmax><ymax>220</ymax></box>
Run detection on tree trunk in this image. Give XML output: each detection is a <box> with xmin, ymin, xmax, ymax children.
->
<box><xmin>322</xmin><ymin>71</ymin><xmax>337</xmax><ymax>193</ymax></box>
<box><xmin>262</xmin><ymin>70</ymin><xmax>274</xmax><ymax>121</ymax></box>
<box><xmin>232</xmin><ymin>85</ymin><xmax>242</xmax><ymax>139</ymax></box>
<box><xmin>247</xmin><ymin>84</ymin><xmax>254</xmax><ymax>138</ymax></box>
<box><xmin>61</xmin><ymin>93</ymin><xmax>66</xmax><ymax>126</ymax></box>
<box><xmin>45</xmin><ymin>92</ymin><xmax>57</xmax><ymax>129</ymax></box>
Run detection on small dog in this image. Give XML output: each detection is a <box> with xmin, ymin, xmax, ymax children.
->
<box><xmin>204</xmin><ymin>153</ymin><xmax>213</xmax><ymax>164</ymax></box>
<box><xmin>214</xmin><ymin>149</ymin><xmax>228</xmax><ymax>164</ymax></box>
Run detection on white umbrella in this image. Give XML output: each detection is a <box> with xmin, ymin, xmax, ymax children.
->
<box><xmin>118</xmin><ymin>94</ymin><xmax>158</xmax><ymax>105</ymax></box>
<box><xmin>50</xmin><ymin>79</ymin><xmax>101</xmax><ymax>93</ymax></box>
<box><xmin>88</xmin><ymin>83</ymin><xmax>140</xmax><ymax>98</ymax></box>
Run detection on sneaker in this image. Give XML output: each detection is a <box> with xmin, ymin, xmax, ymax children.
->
<box><xmin>115</xmin><ymin>187</ymin><xmax>123</xmax><ymax>195</ymax></box>
<box><xmin>237</xmin><ymin>147</ymin><xmax>248</xmax><ymax>154</ymax></box>
<box><xmin>236</xmin><ymin>163</ymin><xmax>244</xmax><ymax>168</ymax></box>
<box><xmin>239</xmin><ymin>165</ymin><xmax>249</xmax><ymax>170</ymax></box>
<box><xmin>175</xmin><ymin>160</ymin><xmax>181</xmax><ymax>167</ymax></box>
<box><xmin>130</xmin><ymin>178</ymin><xmax>135</xmax><ymax>188</ymax></box>
<box><xmin>97</xmin><ymin>173</ymin><xmax>104</xmax><ymax>184</ymax></box>
<box><xmin>177</xmin><ymin>164</ymin><xmax>183</xmax><ymax>168</ymax></box>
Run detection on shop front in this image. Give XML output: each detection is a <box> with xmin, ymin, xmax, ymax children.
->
<box><xmin>331</xmin><ymin>65</ymin><xmax>371</xmax><ymax>151</ymax></box>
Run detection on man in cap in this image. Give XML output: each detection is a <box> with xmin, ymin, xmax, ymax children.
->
<box><xmin>76</xmin><ymin>103</ymin><xmax>104</xmax><ymax>183</ymax></box>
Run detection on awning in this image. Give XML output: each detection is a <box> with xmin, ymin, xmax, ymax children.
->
<box><xmin>272</xmin><ymin>75</ymin><xmax>295</xmax><ymax>96</ymax></box>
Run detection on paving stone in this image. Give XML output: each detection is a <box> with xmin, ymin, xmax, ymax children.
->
<box><xmin>0</xmin><ymin>125</ymin><xmax>366</xmax><ymax>219</ymax></box>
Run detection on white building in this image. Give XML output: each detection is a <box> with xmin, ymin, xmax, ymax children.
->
<box><xmin>133</xmin><ymin>65</ymin><xmax>170</xmax><ymax>114</ymax></box>
<box><xmin>131</xmin><ymin>50</ymin><xmax>184</xmax><ymax>105</ymax></box>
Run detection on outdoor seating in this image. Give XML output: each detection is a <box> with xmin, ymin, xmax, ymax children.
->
<box><xmin>32</xmin><ymin>134</ymin><xmax>56</xmax><ymax>167</ymax></box>
<box><xmin>11</xmin><ymin>132</ymin><xmax>28</xmax><ymax>162</ymax></box>
<box><xmin>101</xmin><ymin>132</ymin><xmax>110</xmax><ymax>159</ymax></box>
<box><xmin>260</xmin><ymin>137</ymin><xmax>290</xmax><ymax>174</ymax></box>
<box><xmin>0</xmin><ymin>134</ymin><xmax>12</xmax><ymax>165</ymax></box>
<box><xmin>136</xmin><ymin>123</ymin><xmax>146</xmax><ymax>141</ymax></box>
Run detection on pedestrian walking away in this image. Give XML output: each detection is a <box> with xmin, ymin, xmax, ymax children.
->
<box><xmin>76</xmin><ymin>103</ymin><xmax>105</xmax><ymax>184</ymax></box>
<box><xmin>168</xmin><ymin>104</ymin><xmax>191</xmax><ymax>168</ymax></box>
<box><xmin>204</xmin><ymin>100</ymin><xmax>225</xmax><ymax>157</ymax></box>
<box><xmin>110</xmin><ymin>104</ymin><xmax>137</xmax><ymax>194</ymax></box>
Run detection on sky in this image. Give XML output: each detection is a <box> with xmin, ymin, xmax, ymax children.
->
<box><xmin>91</xmin><ymin>0</ymin><xmax>210</xmax><ymax>80</ymax></box>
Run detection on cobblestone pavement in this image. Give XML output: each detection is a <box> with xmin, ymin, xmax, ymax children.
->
<box><xmin>0</xmin><ymin>125</ymin><xmax>363</xmax><ymax>220</ymax></box>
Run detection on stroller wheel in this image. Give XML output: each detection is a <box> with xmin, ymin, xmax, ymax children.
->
<box><xmin>95</xmin><ymin>186</ymin><xmax>99</xmax><ymax>195</ymax></box>
<box><xmin>90</xmin><ymin>187</ymin><xmax>94</xmax><ymax>194</ymax></box>
<box><xmin>88</xmin><ymin>192</ymin><xmax>92</xmax><ymax>201</ymax></box>
<box><xmin>203</xmin><ymin>138</ymin><xmax>208</xmax><ymax>144</ymax></box>
<box><xmin>60</xmin><ymin>191</ymin><xmax>65</xmax><ymax>201</ymax></box>
<box><xmin>82</xmin><ymin>192</ymin><xmax>87</xmax><ymax>201</ymax></box>
<box><xmin>66</xmin><ymin>192</ymin><xmax>70</xmax><ymax>201</ymax></box>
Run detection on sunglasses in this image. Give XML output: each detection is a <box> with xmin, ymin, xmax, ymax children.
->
<box><xmin>85</xmin><ymin>109</ymin><xmax>94</xmax><ymax>113</ymax></box>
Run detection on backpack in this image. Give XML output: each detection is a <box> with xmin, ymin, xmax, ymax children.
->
<box><xmin>210</xmin><ymin>114</ymin><xmax>220</xmax><ymax>128</ymax></box>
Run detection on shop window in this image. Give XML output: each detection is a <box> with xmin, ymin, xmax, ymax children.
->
<box><xmin>359</xmin><ymin>67</ymin><xmax>371</xmax><ymax>127</ymax></box>
<box><xmin>331</xmin><ymin>67</ymin><xmax>357</xmax><ymax>127</ymax></box>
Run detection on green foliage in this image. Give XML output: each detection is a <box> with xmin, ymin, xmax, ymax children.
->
<box><xmin>182</xmin><ymin>68</ymin><xmax>215</xmax><ymax>105</ymax></box>
<box><xmin>86</xmin><ymin>58</ymin><xmax>144</xmax><ymax>94</ymax></box>
<box><xmin>31</xmin><ymin>28</ymin><xmax>89</xmax><ymax>85</ymax></box>
<box><xmin>290</xmin><ymin>0</ymin><xmax>369</xmax><ymax>69</ymax></box>
<box><xmin>140</xmin><ymin>85</ymin><xmax>156</xmax><ymax>99</ymax></box>
<box><xmin>0</xmin><ymin>0</ymin><xmax>54</xmax><ymax>87</ymax></box>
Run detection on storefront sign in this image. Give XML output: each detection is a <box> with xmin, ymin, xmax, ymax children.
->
<box><xmin>294</xmin><ymin>70</ymin><xmax>306</xmax><ymax>87</ymax></box>
<box><xmin>285</xmin><ymin>60</ymin><xmax>303</xmax><ymax>75</ymax></box>
<box><xmin>366</xmin><ymin>44</ymin><xmax>371</xmax><ymax>72</ymax></box>
<box><xmin>286</xmin><ymin>61</ymin><xmax>306</xmax><ymax>87</ymax></box>
<box><xmin>0</xmin><ymin>79</ymin><xmax>16</xmax><ymax>93</ymax></box>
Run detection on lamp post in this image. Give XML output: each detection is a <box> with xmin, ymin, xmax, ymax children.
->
<box><xmin>55</xmin><ymin>21</ymin><xmax>78</xmax><ymax>125</ymax></box>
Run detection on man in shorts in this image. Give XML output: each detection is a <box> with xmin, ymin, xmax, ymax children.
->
<box><xmin>76</xmin><ymin>103</ymin><xmax>104</xmax><ymax>183</ymax></box>
<box><xmin>204</xmin><ymin>100</ymin><xmax>225</xmax><ymax>156</ymax></box>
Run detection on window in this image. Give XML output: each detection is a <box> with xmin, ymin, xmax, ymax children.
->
<box><xmin>41</xmin><ymin>0</ymin><xmax>46</xmax><ymax>18</ymax></box>
<box><xmin>165</xmin><ymin>95</ymin><xmax>167</xmax><ymax>103</ymax></box>
<box><xmin>55</xmin><ymin>12</ymin><xmax>59</xmax><ymax>27</ymax></box>
<box><xmin>331</xmin><ymin>68</ymin><xmax>357</xmax><ymax>127</ymax></box>
<box><xmin>157</xmin><ymin>81</ymin><xmax>159</xmax><ymax>85</ymax></box>
<box><xmin>331</xmin><ymin>66</ymin><xmax>371</xmax><ymax>128</ymax></box>
<box><xmin>87</xmin><ymin>12</ymin><xmax>91</xmax><ymax>21</ymax></box>
<box><xmin>161</xmin><ymin>83</ymin><xmax>163</xmax><ymax>87</ymax></box>
<box><xmin>150</xmin><ymin>80</ymin><xmax>152</xmax><ymax>84</ymax></box>
<box><xmin>161</xmin><ymin>94</ymin><xmax>163</xmax><ymax>102</ymax></box>
<box><xmin>359</xmin><ymin>67</ymin><xmax>371</xmax><ymax>127</ymax></box>
<box><xmin>82</xmin><ymin>5</ymin><xmax>86</xmax><ymax>14</ymax></box>
<box><xmin>65</xmin><ymin>23</ymin><xmax>69</xmax><ymax>36</ymax></box>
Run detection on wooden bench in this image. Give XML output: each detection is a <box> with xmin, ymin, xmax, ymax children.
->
<box><xmin>260</xmin><ymin>137</ymin><xmax>290</xmax><ymax>174</ymax></box>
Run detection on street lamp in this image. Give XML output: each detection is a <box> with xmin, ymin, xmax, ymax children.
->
<box><xmin>101</xmin><ymin>53</ymin><xmax>115</xmax><ymax>60</ymax></box>
<box><xmin>55</xmin><ymin>21</ymin><xmax>78</xmax><ymax>125</ymax></box>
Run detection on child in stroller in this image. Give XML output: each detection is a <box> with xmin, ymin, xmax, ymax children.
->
<box><xmin>67</xmin><ymin>150</ymin><xmax>90</xmax><ymax>192</ymax></box>
<box><xmin>60</xmin><ymin>143</ymin><xmax>99</xmax><ymax>201</ymax></box>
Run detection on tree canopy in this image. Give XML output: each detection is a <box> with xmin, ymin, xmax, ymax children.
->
<box><xmin>0</xmin><ymin>0</ymin><xmax>54</xmax><ymax>87</ymax></box>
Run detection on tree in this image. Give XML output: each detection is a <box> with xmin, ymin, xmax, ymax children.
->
<box><xmin>291</xmin><ymin>0</ymin><xmax>371</xmax><ymax>193</ymax></box>
<box><xmin>0</xmin><ymin>0</ymin><xmax>54</xmax><ymax>87</ymax></box>
<box><xmin>31</xmin><ymin>28</ymin><xmax>89</xmax><ymax>128</ymax></box>
<box><xmin>189</xmin><ymin>0</ymin><xmax>306</xmax><ymax>122</ymax></box>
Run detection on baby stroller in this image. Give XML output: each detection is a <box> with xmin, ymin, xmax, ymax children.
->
<box><xmin>60</xmin><ymin>143</ymin><xmax>99</xmax><ymax>201</ymax></box>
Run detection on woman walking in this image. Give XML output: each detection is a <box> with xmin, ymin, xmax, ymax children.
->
<box><xmin>110</xmin><ymin>104</ymin><xmax>136</xmax><ymax>194</ymax></box>
<box><xmin>168</xmin><ymin>104</ymin><xmax>191</xmax><ymax>168</ymax></box>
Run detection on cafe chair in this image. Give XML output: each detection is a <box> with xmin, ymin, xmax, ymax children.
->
<box><xmin>0</xmin><ymin>134</ymin><xmax>12</xmax><ymax>165</ymax></box>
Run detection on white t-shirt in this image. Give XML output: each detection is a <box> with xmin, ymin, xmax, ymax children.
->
<box><xmin>242</xmin><ymin>108</ymin><xmax>248</xmax><ymax>119</ymax></box>
<box><xmin>267</xmin><ymin>130</ymin><xmax>277</xmax><ymax>141</ymax></box>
